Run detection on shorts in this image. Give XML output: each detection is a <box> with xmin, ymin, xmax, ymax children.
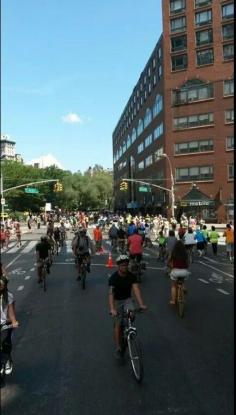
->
<box><xmin>196</xmin><ymin>241</ymin><xmax>205</xmax><ymax>251</ymax></box>
<box><xmin>170</xmin><ymin>268</ymin><xmax>190</xmax><ymax>281</ymax></box>
<box><xmin>129</xmin><ymin>253</ymin><xmax>142</xmax><ymax>263</ymax></box>
<box><xmin>76</xmin><ymin>253</ymin><xmax>90</xmax><ymax>264</ymax></box>
<box><xmin>226</xmin><ymin>243</ymin><xmax>234</xmax><ymax>253</ymax></box>
<box><xmin>112</xmin><ymin>298</ymin><xmax>134</xmax><ymax>324</ymax></box>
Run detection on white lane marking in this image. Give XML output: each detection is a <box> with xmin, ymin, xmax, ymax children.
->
<box><xmin>198</xmin><ymin>261</ymin><xmax>234</xmax><ymax>278</ymax></box>
<box><xmin>30</xmin><ymin>268</ymin><xmax>35</xmax><ymax>271</ymax></box>
<box><xmin>5</xmin><ymin>254</ymin><xmax>22</xmax><ymax>269</ymax></box>
<box><xmin>24</xmin><ymin>275</ymin><xmax>31</xmax><ymax>280</ymax></box>
<box><xmin>203</xmin><ymin>257</ymin><xmax>218</xmax><ymax>264</ymax></box>
<box><xmin>198</xmin><ymin>278</ymin><xmax>210</xmax><ymax>284</ymax></box>
<box><xmin>21</xmin><ymin>241</ymin><xmax>37</xmax><ymax>253</ymax></box>
<box><xmin>209</xmin><ymin>272</ymin><xmax>223</xmax><ymax>284</ymax></box>
<box><xmin>17</xmin><ymin>286</ymin><xmax>24</xmax><ymax>291</ymax></box>
<box><xmin>65</xmin><ymin>240</ymin><xmax>73</xmax><ymax>253</ymax></box>
<box><xmin>7</xmin><ymin>241</ymin><xmax>27</xmax><ymax>253</ymax></box>
<box><xmin>216</xmin><ymin>289</ymin><xmax>230</xmax><ymax>295</ymax></box>
<box><xmin>11</xmin><ymin>268</ymin><xmax>26</xmax><ymax>275</ymax></box>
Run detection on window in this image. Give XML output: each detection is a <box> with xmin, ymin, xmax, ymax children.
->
<box><xmin>174</xmin><ymin>112</ymin><xmax>214</xmax><ymax>129</ymax></box>
<box><xmin>137</xmin><ymin>142</ymin><xmax>144</xmax><ymax>154</ymax></box>
<box><xmin>170</xmin><ymin>16</ymin><xmax>186</xmax><ymax>33</ymax></box>
<box><xmin>226</xmin><ymin>136</ymin><xmax>234</xmax><ymax>150</ymax></box>
<box><xmin>195</xmin><ymin>10</ymin><xmax>212</xmax><ymax>26</ymax></box>
<box><xmin>222</xmin><ymin>23</ymin><xmax>234</xmax><ymax>40</ymax></box>
<box><xmin>126</xmin><ymin>135</ymin><xmax>131</xmax><ymax>149</ymax></box>
<box><xmin>145</xmin><ymin>155</ymin><xmax>153</xmax><ymax>167</ymax></box>
<box><xmin>170</xmin><ymin>0</ymin><xmax>186</xmax><ymax>14</ymax></box>
<box><xmin>195</xmin><ymin>0</ymin><xmax>212</xmax><ymax>8</ymax></box>
<box><xmin>145</xmin><ymin>134</ymin><xmax>153</xmax><ymax>148</ymax></box>
<box><xmin>153</xmin><ymin>58</ymin><xmax>156</xmax><ymax>68</ymax></box>
<box><xmin>223</xmin><ymin>44</ymin><xmax>234</xmax><ymax>60</ymax></box>
<box><xmin>197</xmin><ymin>48</ymin><xmax>214</xmax><ymax>65</ymax></box>
<box><xmin>225</xmin><ymin>110</ymin><xmax>234</xmax><ymax>123</ymax></box>
<box><xmin>131</xmin><ymin>128</ymin><xmax>137</xmax><ymax>143</ymax></box>
<box><xmin>172</xmin><ymin>81</ymin><xmax>213</xmax><ymax>105</ymax></box>
<box><xmin>148</xmin><ymin>83</ymin><xmax>152</xmax><ymax>93</ymax></box>
<box><xmin>175</xmin><ymin>139</ymin><xmax>213</xmax><ymax>154</ymax></box>
<box><xmin>224</xmin><ymin>79</ymin><xmax>234</xmax><ymax>96</ymax></box>
<box><xmin>153</xmin><ymin>94</ymin><xmax>163</xmax><ymax>117</ymax></box>
<box><xmin>144</xmin><ymin>108</ymin><xmax>152</xmax><ymax>128</ymax></box>
<box><xmin>154</xmin><ymin>122</ymin><xmax>164</xmax><ymax>139</ymax></box>
<box><xmin>144</xmin><ymin>90</ymin><xmax>147</xmax><ymax>100</ymax></box>
<box><xmin>176</xmin><ymin>165</ymin><xmax>213</xmax><ymax>181</ymax></box>
<box><xmin>228</xmin><ymin>164</ymin><xmax>234</xmax><ymax>180</ymax></box>
<box><xmin>171</xmin><ymin>35</ymin><xmax>187</xmax><ymax>52</ymax></box>
<box><xmin>222</xmin><ymin>3</ymin><xmax>234</xmax><ymax>20</ymax></box>
<box><xmin>137</xmin><ymin>119</ymin><xmax>144</xmax><ymax>136</ymax></box>
<box><xmin>122</xmin><ymin>141</ymin><xmax>127</xmax><ymax>154</ymax></box>
<box><xmin>196</xmin><ymin>29</ymin><xmax>213</xmax><ymax>46</ymax></box>
<box><xmin>153</xmin><ymin>75</ymin><xmax>157</xmax><ymax>86</ymax></box>
<box><xmin>148</xmin><ymin>67</ymin><xmax>151</xmax><ymax>77</ymax></box>
<box><xmin>158</xmin><ymin>65</ymin><xmax>162</xmax><ymax>78</ymax></box>
<box><xmin>138</xmin><ymin>161</ymin><xmax>144</xmax><ymax>170</ymax></box>
<box><xmin>154</xmin><ymin>147</ymin><xmax>164</xmax><ymax>161</ymax></box>
<box><xmin>172</xmin><ymin>54</ymin><xmax>188</xmax><ymax>70</ymax></box>
<box><xmin>158</xmin><ymin>47</ymin><xmax>162</xmax><ymax>58</ymax></box>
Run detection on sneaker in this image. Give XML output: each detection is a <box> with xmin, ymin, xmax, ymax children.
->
<box><xmin>5</xmin><ymin>359</ymin><xmax>13</xmax><ymax>375</ymax></box>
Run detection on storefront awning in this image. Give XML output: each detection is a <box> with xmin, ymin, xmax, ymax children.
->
<box><xmin>179</xmin><ymin>187</ymin><xmax>215</xmax><ymax>207</ymax></box>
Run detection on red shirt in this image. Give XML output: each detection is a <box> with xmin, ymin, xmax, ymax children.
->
<box><xmin>172</xmin><ymin>258</ymin><xmax>188</xmax><ymax>269</ymax></box>
<box><xmin>128</xmin><ymin>234</ymin><xmax>143</xmax><ymax>255</ymax></box>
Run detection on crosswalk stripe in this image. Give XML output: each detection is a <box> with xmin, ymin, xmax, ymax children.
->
<box><xmin>21</xmin><ymin>241</ymin><xmax>37</xmax><ymax>253</ymax></box>
<box><xmin>7</xmin><ymin>241</ymin><xmax>27</xmax><ymax>253</ymax></box>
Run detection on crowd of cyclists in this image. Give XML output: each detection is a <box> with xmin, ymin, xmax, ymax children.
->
<box><xmin>1</xmin><ymin>209</ymin><xmax>234</xmax><ymax>378</ymax></box>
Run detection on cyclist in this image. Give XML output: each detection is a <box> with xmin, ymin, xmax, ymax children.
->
<box><xmin>59</xmin><ymin>222</ymin><xmax>67</xmax><ymax>243</ymax></box>
<box><xmin>72</xmin><ymin>228</ymin><xmax>93</xmax><ymax>280</ymax></box>
<box><xmin>108</xmin><ymin>223</ymin><xmax>118</xmax><ymax>250</ymax></box>
<box><xmin>183</xmin><ymin>227</ymin><xmax>196</xmax><ymax>262</ymax></box>
<box><xmin>46</xmin><ymin>220</ymin><xmax>54</xmax><ymax>237</ymax></box>
<box><xmin>0</xmin><ymin>263</ymin><xmax>19</xmax><ymax>376</ymax></box>
<box><xmin>127</xmin><ymin>228</ymin><xmax>143</xmax><ymax>267</ymax></box>
<box><xmin>35</xmin><ymin>236</ymin><xmax>52</xmax><ymax>283</ymax></box>
<box><xmin>108</xmin><ymin>255</ymin><xmax>147</xmax><ymax>358</ymax></box>
<box><xmin>53</xmin><ymin>226</ymin><xmax>61</xmax><ymax>251</ymax></box>
<box><xmin>168</xmin><ymin>241</ymin><xmax>190</xmax><ymax>305</ymax></box>
<box><xmin>117</xmin><ymin>225</ymin><xmax>127</xmax><ymax>253</ymax></box>
<box><xmin>156</xmin><ymin>230</ymin><xmax>167</xmax><ymax>261</ymax></box>
<box><xmin>93</xmin><ymin>225</ymin><xmax>103</xmax><ymax>252</ymax></box>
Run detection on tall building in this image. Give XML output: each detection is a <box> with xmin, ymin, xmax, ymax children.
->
<box><xmin>112</xmin><ymin>0</ymin><xmax>234</xmax><ymax>223</ymax></box>
<box><xmin>0</xmin><ymin>134</ymin><xmax>23</xmax><ymax>162</ymax></box>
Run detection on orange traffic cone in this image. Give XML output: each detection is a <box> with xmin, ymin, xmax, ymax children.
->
<box><xmin>106</xmin><ymin>252</ymin><xmax>114</xmax><ymax>268</ymax></box>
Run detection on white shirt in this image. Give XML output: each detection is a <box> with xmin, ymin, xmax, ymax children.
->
<box><xmin>0</xmin><ymin>292</ymin><xmax>14</xmax><ymax>325</ymax></box>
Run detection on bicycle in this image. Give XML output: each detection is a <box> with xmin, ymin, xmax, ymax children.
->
<box><xmin>1</xmin><ymin>323</ymin><xmax>17</xmax><ymax>388</ymax></box>
<box><xmin>129</xmin><ymin>255</ymin><xmax>142</xmax><ymax>282</ymax></box>
<box><xmin>119</xmin><ymin>306</ymin><xmax>144</xmax><ymax>383</ymax></box>
<box><xmin>77</xmin><ymin>255</ymin><xmax>87</xmax><ymax>290</ymax></box>
<box><xmin>176</xmin><ymin>277</ymin><xmax>186</xmax><ymax>318</ymax></box>
<box><xmin>185</xmin><ymin>244</ymin><xmax>195</xmax><ymax>265</ymax></box>
<box><xmin>41</xmin><ymin>259</ymin><xmax>48</xmax><ymax>292</ymax></box>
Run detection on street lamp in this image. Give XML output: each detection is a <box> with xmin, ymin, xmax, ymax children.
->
<box><xmin>161</xmin><ymin>153</ymin><xmax>175</xmax><ymax>219</ymax></box>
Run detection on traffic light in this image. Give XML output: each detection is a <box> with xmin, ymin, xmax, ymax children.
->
<box><xmin>54</xmin><ymin>182</ymin><xmax>63</xmax><ymax>192</ymax></box>
<box><xmin>120</xmin><ymin>181</ymin><xmax>128</xmax><ymax>191</ymax></box>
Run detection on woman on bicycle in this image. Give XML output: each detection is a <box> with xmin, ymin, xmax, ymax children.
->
<box><xmin>0</xmin><ymin>263</ymin><xmax>19</xmax><ymax>375</ymax></box>
<box><xmin>168</xmin><ymin>241</ymin><xmax>189</xmax><ymax>305</ymax></box>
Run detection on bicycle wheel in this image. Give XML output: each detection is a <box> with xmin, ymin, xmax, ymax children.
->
<box><xmin>177</xmin><ymin>285</ymin><xmax>184</xmax><ymax>318</ymax></box>
<box><xmin>43</xmin><ymin>266</ymin><xmax>47</xmax><ymax>292</ymax></box>
<box><xmin>127</xmin><ymin>333</ymin><xmax>144</xmax><ymax>383</ymax></box>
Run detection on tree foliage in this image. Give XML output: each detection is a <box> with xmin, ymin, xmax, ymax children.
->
<box><xmin>1</xmin><ymin>161</ymin><xmax>113</xmax><ymax>212</ymax></box>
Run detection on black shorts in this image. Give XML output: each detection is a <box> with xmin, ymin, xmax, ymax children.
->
<box><xmin>129</xmin><ymin>253</ymin><xmax>142</xmax><ymax>263</ymax></box>
<box><xmin>76</xmin><ymin>253</ymin><xmax>90</xmax><ymax>264</ymax></box>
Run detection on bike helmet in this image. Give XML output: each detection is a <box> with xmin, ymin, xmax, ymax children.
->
<box><xmin>116</xmin><ymin>254</ymin><xmax>129</xmax><ymax>265</ymax></box>
<box><xmin>40</xmin><ymin>236</ymin><xmax>48</xmax><ymax>242</ymax></box>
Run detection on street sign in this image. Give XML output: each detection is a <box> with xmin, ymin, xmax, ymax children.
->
<box><xmin>24</xmin><ymin>188</ymin><xmax>39</xmax><ymax>194</ymax></box>
<box><xmin>138</xmin><ymin>186</ymin><xmax>151</xmax><ymax>192</ymax></box>
<box><xmin>1</xmin><ymin>198</ymin><xmax>5</xmax><ymax>205</ymax></box>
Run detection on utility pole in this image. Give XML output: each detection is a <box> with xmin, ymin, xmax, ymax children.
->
<box><xmin>0</xmin><ymin>174</ymin><xmax>4</xmax><ymax>225</ymax></box>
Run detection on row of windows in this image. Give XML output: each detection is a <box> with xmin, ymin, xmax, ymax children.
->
<box><xmin>171</xmin><ymin>43</ymin><xmax>234</xmax><ymax>71</ymax></box>
<box><xmin>172</xmin><ymin>79</ymin><xmax>234</xmax><ymax>105</ymax></box>
<box><xmin>173</xmin><ymin>110</ymin><xmax>234</xmax><ymax>130</ymax></box>
<box><xmin>176</xmin><ymin>164</ymin><xmax>234</xmax><ymax>182</ymax></box>
<box><xmin>170</xmin><ymin>3</ymin><xmax>234</xmax><ymax>34</ymax></box>
<box><xmin>175</xmin><ymin>136</ymin><xmax>234</xmax><ymax>154</ymax></box>
<box><xmin>171</xmin><ymin>23</ymin><xmax>234</xmax><ymax>54</ymax></box>
<box><xmin>170</xmin><ymin>0</ymin><xmax>214</xmax><ymax>15</ymax></box>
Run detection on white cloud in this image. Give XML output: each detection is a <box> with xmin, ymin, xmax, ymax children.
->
<box><xmin>62</xmin><ymin>113</ymin><xmax>83</xmax><ymax>124</ymax></box>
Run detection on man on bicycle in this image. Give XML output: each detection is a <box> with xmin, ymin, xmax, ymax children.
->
<box><xmin>108</xmin><ymin>255</ymin><xmax>147</xmax><ymax>358</ymax></box>
<box><xmin>127</xmin><ymin>228</ymin><xmax>143</xmax><ymax>265</ymax></box>
<box><xmin>35</xmin><ymin>236</ymin><xmax>52</xmax><ymax>283</ymax></box>
<box><xmin>72</xmin><ymin>228</ymin><xmax>93</xmax><ymax>280</ymax></box>
<box><xmin>117</xmin><ymin>225</ymin><xmax>127</xmax><ymax>253</ymax></box>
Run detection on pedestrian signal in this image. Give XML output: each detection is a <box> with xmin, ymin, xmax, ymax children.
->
<box><xmin>120</xmin><ymin>181</ymin><xmax>128</xmax><ymax>191</ymax></box>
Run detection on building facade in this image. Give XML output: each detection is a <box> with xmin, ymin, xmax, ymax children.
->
<box><xmin>0</xmin><ymin>135</ymin><xmax>23</xmax><ymax>162</ymax></box>
<box><xmin>112</xmin><ymin>0</ymin><xmax>234</xmax><ymax>223</ymax></box>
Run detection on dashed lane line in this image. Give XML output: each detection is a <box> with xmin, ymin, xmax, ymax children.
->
<box><xmin>24</xmin><ymin>276</ymin><xmax>31</xmax><ymax>280</ymax></box>
<box><xmin>216</xmin><ymin>288</ymin><xmax>230</xmax><ymax>295</ymax></box>
<box><xmin>198</xmin><ymin>261</ymin><xmax>234</xmax><ymax>278</ymax></box>
<box><xmin>17</xmin><ymin>286</ymin><xmax>24</xmax><ymax>291</ymax></box>
<box><xmin>5</xmin><ymin>254</ymin><xmax>22</xmax><ymax>269</ymax></box>
<box><xmin>198</xmin><ymin>278</ymin><xmax>210</xmax><ymax>284</ymax></box>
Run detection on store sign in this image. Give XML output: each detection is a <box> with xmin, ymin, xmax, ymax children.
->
<box><xmin>180</xmin><ymin>200</ymin><xmax>214</xmax><ymax>207</ymax></box>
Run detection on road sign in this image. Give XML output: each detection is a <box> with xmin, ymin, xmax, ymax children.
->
<box><xmin>1</xmin><ymin>198</ymin><xmax>5</xmax><ymax>205</ymax></box>
<box><xmin>24</xmin><ymin>188</ymin><xmax>39</xmax><ymax>194</ymax></box>
<box><xmin>138</xmin><ymin>186</ymin><xmax>151</xmax><ymax>192</ymax></box>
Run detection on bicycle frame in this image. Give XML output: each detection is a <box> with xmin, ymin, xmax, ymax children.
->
<box><xmin>176</xmin><ymin>278</ymin><xmax>185</xmax><ymax>318</ymax></box>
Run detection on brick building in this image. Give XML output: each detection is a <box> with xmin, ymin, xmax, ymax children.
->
<box><xmin>112</xmin><ymin>0</ymin><xmax>234</xmax><ymax>223</ymax></box>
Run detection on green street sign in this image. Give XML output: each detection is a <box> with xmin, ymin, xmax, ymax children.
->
<box><xmin>24</xmin><ymin>188</ymin><xmax>39</xmax><ymax>194</ymax></box>
<box><xmin>138</xmin><ymin>186</ymin><xmax>151</xmax><ymax>192</ymax></box>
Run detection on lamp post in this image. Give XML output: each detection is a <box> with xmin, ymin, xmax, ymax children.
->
<box><xmin>161</xmin><ymin>153</ymin><xmax>175</xmax><ymax>219</ymax></box>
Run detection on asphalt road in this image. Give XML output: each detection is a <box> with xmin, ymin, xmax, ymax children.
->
<box><xmin>1</xmin><ymin>227</ymin><xmax>234</xmax><ymax>415</ymax></box>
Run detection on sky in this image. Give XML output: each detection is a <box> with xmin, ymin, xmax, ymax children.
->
<box><xmin>1</xmin><ymin>0</ymin><xmax>163</xmax><ymax>173</ymax></box>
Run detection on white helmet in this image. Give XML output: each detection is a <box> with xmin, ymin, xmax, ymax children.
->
<box><xmin>116</xmin><ymin>254</ymin><xmax>129</xmax><ymax>265</ymax></box>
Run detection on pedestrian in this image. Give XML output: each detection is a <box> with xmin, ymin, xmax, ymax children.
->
<box><xmin>4</xmin><ymin>227</ymin><xmax>11</xmax><ymax>249</ymax></box>
<box><xmin>223</xmin><ymin>224</ymin><xmax>234</xmax><ymax>262</ymax></box>
<box><xmin>15</xmin><ymin>224</ymin><xmax>22</xmax><ymax>247</ymax></box>
<box><xmin>202</xmin><ymin>225</ymin><xmax>209</xmax><ymax>255</ymax></box>
<box><xmin>93</xmin><ymin>225</ymin><xmax>103</xmax><ymax>252</ymax></box>
<box><xmin>208</xmin><ymin>226</ymin><xmax>220</xmax><ymax>255</ymax></box>
<box><xmin>194</xmin><ymin>227</ymin><xmax>206</xmax><ymax>257</ymax></box>
<box><xmin>0</xmin><ymin>226</ymin><xmax>6</xmax><ymax>249</ymax></box>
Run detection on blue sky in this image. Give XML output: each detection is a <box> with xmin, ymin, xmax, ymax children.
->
<box><xmin>2</xmin><ymin>0</ymin><xmax>163</xmax><ymax>173</ymax></box>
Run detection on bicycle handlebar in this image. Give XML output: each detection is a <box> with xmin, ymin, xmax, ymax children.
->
<box><xmin>1</xmin><ymin>323</ymin><xmax>18</xmax><ymax>332</ymax></box>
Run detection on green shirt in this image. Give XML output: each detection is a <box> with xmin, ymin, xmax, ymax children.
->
<box><xmin>209</xmin><ymin>230</ymin><xmax>219</xmax><ymax>243</ymax></box>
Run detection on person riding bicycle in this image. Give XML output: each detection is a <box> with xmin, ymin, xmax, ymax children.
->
<box><xmin>59</xmin><ymin>222</ymin><xmax>67</xmax><ymax>242</ymax></box>
<box><xmin>72</xmin><ymin>228</ymin><xmax>93</xmax><ymax>280</ymax></box>
<box><xmin>53</xmin><ymin>226</ymin><xmax>61</xmax><ymax>245</ymax></box>
<box><xmin>35</xmin><ymin>236</ymin><xmax>52</xmax><ymax>283</ymax></box>
<box><xmin>108</xmin><ymin>223</ymin><xmax>118</xmax><ymax>250</ymax></box>
<box><xmin>167</xmin><ymin>240</ymin><xmax>190</xmax><ymax>305</ymax></box>
<box><xmin>127</xmin><ymin>228</ymin><xmax>143</xmax><ymax>266</ymax></box>
<box><xmin>0</xmin><ymin>263</ymin><xmax>19</xmax><ymax>376</ymax></box>
<box><xmin>46</xmin><ymin>220</ymin><xmax>54</xmax><ymax>237</ymax></box>
<box><xmin>108</xmin><ymin>255</ymin><xmax>147</xmax><ymax>358</ymax></box>
<box><xmin>117</xmin><ymin>225</ymin><xmax>127</xmax><ymax>252</ymax></box>
<box><xmin>157</xmin><ymin>230</ymin><xmax>167</xmax><ymax>260</ymax></box>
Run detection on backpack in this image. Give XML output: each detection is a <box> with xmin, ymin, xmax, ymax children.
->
<box><xmin>109</xmin><ymin>226</ymin><xmax>118</xmax><ymax>238</ymax></box>
<box><xmin>75</xmin><ymin>236</ymin><xmax>89</xmax><ymax>254</ymax></box>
